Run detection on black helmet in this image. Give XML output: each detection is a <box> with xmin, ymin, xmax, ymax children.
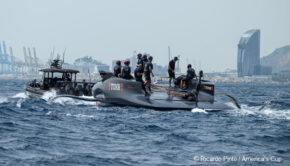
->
<box><xmin>116</xmin><ymin>60</ymin><xmax>121</xmax><ymax>65</ymax></box>
<box><xmin>174</xmin><ymin>56</ymin><xmax>178</xmax><ymax>61</ymax></box>
<box><xmin>124</xmin><ymin>60</ymin><xmax>130</xmax><ymax>65</ymax></box>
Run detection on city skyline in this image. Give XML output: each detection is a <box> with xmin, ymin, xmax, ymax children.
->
<box><xmin>1</xmin><ymin>0</ymin><xmax>290</xmax><ymax>72</ymax></box>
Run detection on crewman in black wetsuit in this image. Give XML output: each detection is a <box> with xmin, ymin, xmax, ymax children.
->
<box><xmin>64</xmin><ymin>73</ymin><xmax>71</xmax><ymax>82</ymax></box>
<box><xmin>168</xmin><ymin>56</ymin><xmax>178</xmax><ymax>87</ymax></box>
<box><xmin>136</xmin><ymin>53</ymin><xmax>144</xmax><ymax>71</ymax></box>
<box><xmin>134</xmin><ymin>64</ymin><xmax>148</xmax><ymax>95</ymax></box>
<box><xmin>142</xmin><ymin>54</ymin><xmax>148</xmax><ymax>80</ymax></box>
<box><xmin>114</xmin><ymin>60</ymin><xmax>121</xmax><ymax>77</ymax></box>
<box><xmin>142</xmin><ymin>54</ymin><xmax>148</xmax><ymax>68</ymax></box>
<box><xmin>144</xmin><ymin>56</ymin><xmax>154</xmax><ymax>92</ymax></box>
<box><xmin>82</xmin><ymin>79</ymin><xmax>88</xmax><ymax>95</ymax></box>
<box><xmin>181</xmin><ymin>64</ymin><xmax>196</xmax><ymax>89</ymax></box>
<box><xmin>82</xmin><ymin>79</ymin><xmax>87</xmax><ymax>89</ymax></box>
<box><xmin>120</xmin><ymin>60</ymin><xmax>133</xmax><ymax>79</ymax></box>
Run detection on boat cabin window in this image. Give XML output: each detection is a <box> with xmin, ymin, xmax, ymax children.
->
<box><xmin>42</xmin><ymin>72</ymin><xmax>66</xmax><ymax>84</ymax></box>
<box><xmin>52</xmin><ymin>72</ymin><xmax>64</xmax><ymax>79</ymax></box>
<box><xmin>42</xmin><ymin>72</ymin><xmax>50</xmax><ymax>83</ymax></box>
<box><xmin>42</xmin><ymin>72</ymin><xmax>69</xmax><ymax>80</ymax></box>
<box><xmin>64</xmin><ymin>73</ymin><xmax>73</xmax><ymax>81</ymax></box>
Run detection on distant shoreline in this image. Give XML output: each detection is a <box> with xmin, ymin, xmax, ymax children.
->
<box><xmin>0</xmin><ymin>74</ymin><xmax>289</xmax><ymax>85</ymax></box>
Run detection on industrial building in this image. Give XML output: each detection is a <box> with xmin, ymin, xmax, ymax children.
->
<box><xmin>22</xmin><ymin>47</ymin><xmax>41</xmax><ymax>74</ymax></box>
<box><xmin>237</xmin><ymin>29</ymin><xmax>260</xmax><ymax>77</ymax></box>
<box><xmin>0</xmin><ymin>40</ymin><xmax>41</xmax><ymax>75</ymax></box>
<box><xmin>74</xmin><ymin>56</ymin><xmax>110</xmax><ymax>74</ymax></box>
<box><xmin>0</xmin><ymin>41</ymin><xmax>11</xmax><ymax>74</ymax></box>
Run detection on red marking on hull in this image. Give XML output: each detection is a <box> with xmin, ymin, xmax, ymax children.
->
<box><xmin>121</xmin><ymin>83</ymin><xmax>123</xmax><ymax>92</ymax></box>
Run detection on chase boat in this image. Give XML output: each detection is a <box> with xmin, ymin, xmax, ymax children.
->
<box><xmin>25</xmin><ymin>58</ymin><xmax>95</xmax><ymax>98</ymax></box>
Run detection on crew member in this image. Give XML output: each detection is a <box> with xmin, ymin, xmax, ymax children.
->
<box><xmin>114</xmin><ymin>60</ymin><xmax>121</xmax><ymax>77</ymax></box>
<box><xmin>134</xmin><ymin>64</ymin><xmax>148</xmax><ymax>94</ymax></box>
<box><xmin>82</xmin><ymin>79</ymin><xmax>88</xmax><ymax>95</ymax></box>
<box><xmin>82</xmin><ymin>79</ymin><xmax>87</xmax><ymax>89</ymax></box>
<box><xmin>64</xmin><ymin>73</ymin><xmax>71</xmax><ymax>82</ymax></box>
<box><xmin>120</xmin><ymin>60</ymin><xmax>133</xmax><ymax>79</ymax></box>
<box><xmin>136</xmin><ymin>53</ymin><xmax>144</xmax><ymax>71</ymax></box>
<box><xmin>173</xmin><ymin>75</ymin><xmax>184</xmax><ymax>88</ymax></box>
<box><xmin>181</xmin><ymin>64</ymin><xmax>196</xmax><ymax>89</ymax></box>
<box><xmin>144</xmin><ymin>56</ymin><xmax>154</xmax><ymax>91</ymax></box>
<box><xmin>168</xmin><ymin>56</ymin><xmax>178</xmax><ymax>87</ymax></box>
<box><xmin>142</xmin><ymin>54</ymin><xmax>148</xmax><ymax>67</ymax></box>
<box><xmin>142</xmin><ymin>54</ymin><xmax>147</xmax><ymax>79</ymax></box>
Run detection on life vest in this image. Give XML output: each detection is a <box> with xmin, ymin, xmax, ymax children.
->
<box><xmin>169</xmin><ymin>60</ymin><xmax>175</xmax><ymax>70</ymax></box>
<box><xmin>134</xmin><ymin>68</ymin><xmax>143</xmax><ymax>81</ymax></box>
<box><xmin>114</xmin><ymin>65</ymin><xmax>121</xmax><ymax>77</ymax></box>
<box><xmin>122</xmin><ymin>66</ymin><xmax>131</xmax><ymax>79</ymax></box>
<box><xmin>187</xmin><ymin>68</ymin><xmax>196</xmax><ymax>79</ymax></box>
<box><xmin>144</xmin><ymin>62</ymin><xmax>153</xmax><ymax>73</ymax></box>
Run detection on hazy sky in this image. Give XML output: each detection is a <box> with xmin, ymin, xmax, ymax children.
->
<box><xmin>1</xmin><ymin>0</ymin><xmax>290</xmax><ymax>72</ymax></box>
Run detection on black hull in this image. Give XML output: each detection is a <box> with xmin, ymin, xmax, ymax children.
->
<box><xmin>91</xmin><ymin>78</ymin><xmax>234</xmax><ymax>111</ymax></box>
<box><xmin>25</xmin><ymin>82</ymin><xmax>93</xmax><ymax>98</ymax></box>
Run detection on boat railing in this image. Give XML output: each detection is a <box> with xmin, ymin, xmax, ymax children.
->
<box><xmin>56</xmin><ymin>81</ymin><xmax>96</xmax><ymax>86</ymax></box>
<box><xmin>53</xmin><ymin>81</ymin><xmax>96</xmax><ymax>96</ymax></box>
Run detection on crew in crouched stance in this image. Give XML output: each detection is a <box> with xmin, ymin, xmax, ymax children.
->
<box><xmin>120</xmin><ymin>60</ymin><xmax>133</xmax><ymax>79</ymax></box>
<box><xmin>114</xmin><ymin>60</ymin><xmax>122</xmax><ymax>77</ymax></box>
<box><xmin>134</xmin><ymin>65</ymin><xmax>148</xmax><ymax>95</ymax></box>
<box><xmin>181</xmin><ymin>64</ymin><xmax>196</xmax><ymax>89</ymax></box>
<box><xmin>136</xmin><ymin>53</ymin><xmax>144</xmax><ymax>72</ymax></box>
<box><xmin>144</xmin><ymin>56</ymin><xmax>154</xmax><ymax>92</ymax></box>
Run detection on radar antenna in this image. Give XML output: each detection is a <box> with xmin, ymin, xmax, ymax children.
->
<box><xmin>50</xmin><ymin>54</ymin><xmax>63</xmax><ymax>69</ymax></box>
<box><xmin>62</xmin><ymin>48</ymin><xmax>66</xmax><ymax>66</ymax></box>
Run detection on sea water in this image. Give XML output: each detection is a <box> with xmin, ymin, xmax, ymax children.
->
<box><xmin>0</xmin><ymin>79</ymin><xmax>289</xmax><ymax>165</ymax></box>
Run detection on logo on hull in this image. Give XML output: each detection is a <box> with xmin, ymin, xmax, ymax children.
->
<box><xmin>108</xmin><ymin>82</ymin><xmax>123</xmax><ymax>91</ymax></box>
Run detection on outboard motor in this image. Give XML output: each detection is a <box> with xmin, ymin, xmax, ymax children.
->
<box><xmin>196</xmin><ymin>70</ymin><xmax>203</xmax><ymax>95</ymax></box>
<box><xmin>197</xmin><ymin>70</ymin><xmax>215</xmax><ymax>102</ymax></box>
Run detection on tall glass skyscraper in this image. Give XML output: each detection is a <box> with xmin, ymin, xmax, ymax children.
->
<box><xmin>237</xmin><ymin>29</ymin><xmax>260</xmax><ymax>77</ymax></box>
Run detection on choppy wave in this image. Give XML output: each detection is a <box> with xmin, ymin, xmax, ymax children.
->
<box><xmin>0</xmin><ymin>80</ymin><xmax>290</xmax><ymax>165</ymax></box>
<box><xmin>191</xmin><ymin>108</ymin><xmax>208</xmax><ymax>114</ymax></box>
<box><xmin>51</xmin><ymin>96</ymin><xmax>97</xmax><ymax>106</ymax></box>
<box><xmin>223</xmin><ymin>102</ymin><xmax>290</xmax><ymax>120</ymax></box>
<box><xmin>12</xmin><ymin>92</ymin><xmax>28</xmax><ymax>99</ymax></box>
<box><xmin>0</xmin><ymin>97</ymin><xmax>8</xmax><ymax>104</ymax></box>
<box><xmin>65</xmin><ymin>113</ymin><xmax>96</xmax><ymax>118</ymax></box>
<box><xmin>42</xmin><ymin>90</ymin><xmax>57</xmax><ymax>101</ymax></box>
